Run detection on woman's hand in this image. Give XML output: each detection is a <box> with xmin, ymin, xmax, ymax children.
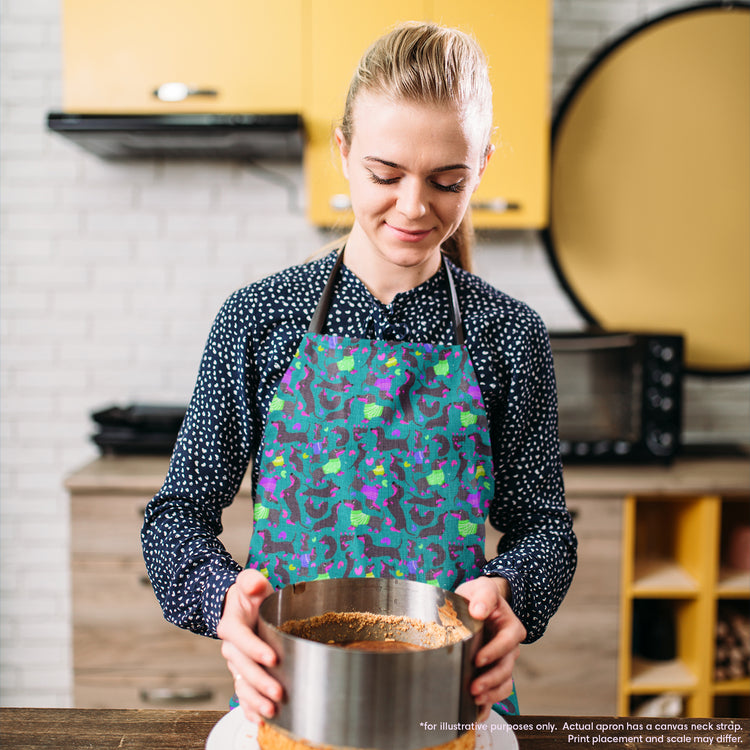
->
<box><xmin>455</xmin><ymin>576</ymin><xmax>526</xmax><ymax>721</ymax></box>
<box><xmin>217</xmin><ymin>569</ymin><xmax>282</xmax><ymax>724</ymax></box>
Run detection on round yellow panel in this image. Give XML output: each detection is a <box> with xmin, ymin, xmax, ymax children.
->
<box><xmin>548</xmin><ymin>6</ymin><xmax>750</xmax><ymax>373</ymax></box>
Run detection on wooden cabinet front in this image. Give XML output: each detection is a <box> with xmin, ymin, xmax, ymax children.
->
<box><xmin>507</xmin><ymin>496</ymin><xmax>624</xmax><ymax>715</ymax></box>
<box><xmin>62</xmin><ymin>0</ymin><xmax>303</xmax><ymax>114</ymax></box>
<box><xmin>68</xmin><ymin>458</ymin><xmax>252</xmax><ymax>710</ymax></box>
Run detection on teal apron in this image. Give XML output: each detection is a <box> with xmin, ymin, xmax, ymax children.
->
<box><xmin>241</xmin><ymin>251</ymin><xmax>519</xmax><ymax>715</ymax></box>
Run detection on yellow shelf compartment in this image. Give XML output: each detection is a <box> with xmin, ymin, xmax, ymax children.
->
<box><xmin>712</xmin><ymin>677</ymin><xmax>750</xmax><ymax>696</ymax></box>
<box><xmin>628</xmin><ymin>692</ymin><xmax>707</xmax><ymax>720</ymax></box>
<box><xmin>713</xmin><ymin>598</ymin><xmax>750</xmax><ymax>696</ymax></box>
<box><xmin>628</xmin><ymin>599</ymin><xmax>705</xmax><ymax>686</ymax></box>
<box><xmin>628</xmin><ymin>495</ymin><xmax>718</xmax><ymax>597</ymax></box>
<box><xmin>714</xmin><ymin>496</ymin><xmax>750</xmax><ymax>709</ymax></box>
<box><xmin>629</xmin><ymin>656</ymin><xmax>698</xmax><ymax>693</ymax></box>
<box><xmin>618</xmin><ymin>494</ymin><xmax>720</xmax><ymax>717</ymax></box>
<box><xmin>716</xmin><ymin>494</ymin><xmax>750</xmax><ymax>597</ymax></box>
<box><xmin>713</xmin><ymin>692</ymin><xmax>750</xmax><ymax>718</ymax></box>
<box><xmin>716</xmin><ymin>569</ymin><xmax>750</xmax><ymax>598</ymax></box>
<box><xmin>631</xmin><ymin>560</ymin><xmax>700</xmax><ymax>598</ymax></box>
<box><xmin>619</xmin><ymin>597</ymin><xmax>713</xmax><ymax>716</ymax></box>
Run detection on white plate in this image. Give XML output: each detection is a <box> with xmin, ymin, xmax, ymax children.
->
<box><xmin>206</xmin><ymin>707</ymin><xmax>518</xmax><ymax>750</ymax></box>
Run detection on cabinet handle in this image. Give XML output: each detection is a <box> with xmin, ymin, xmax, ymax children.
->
<box><xmin>329</xmin><ymin>194</ymin><xmax>352</xmax><ymax>212</ymax></box>
<box><xmin>470</xmin><ymin>198</ymin><xmax>521</xmax><ymax>213</ymax></box>
<box><xmin>153</xmin><ymin>82</ymin><xmax>219</xmax><ymax>102</ymax></box>
<box><xmin>140</xmin><ymin>686</ymin><xmax>214</xmax><ymax>704</ymax></box>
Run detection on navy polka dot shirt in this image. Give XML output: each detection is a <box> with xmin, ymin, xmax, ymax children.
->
<box><xmin>141</xmin><ymin>250</ymin><xmax>577</xmax><ymax>643</ymax></box>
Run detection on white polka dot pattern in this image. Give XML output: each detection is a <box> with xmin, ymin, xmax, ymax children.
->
<box><xmin>141</xmin><ymin>251</ymin><xmax>577</xmax><ymax>642</ymax></box>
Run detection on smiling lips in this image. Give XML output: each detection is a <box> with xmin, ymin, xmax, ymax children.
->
<box><xmin>385</xmin><ymin>223</ymin><xmax>434</xmax><ymax>243</ymax></box>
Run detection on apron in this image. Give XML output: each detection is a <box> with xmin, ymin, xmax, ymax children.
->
<box><xmin>242</xmin><ymin>250</ymin><xmax>519</xmax><ymax>715</ymax></box>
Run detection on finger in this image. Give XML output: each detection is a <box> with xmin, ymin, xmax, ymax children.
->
<box><xmin>236</xmin><ymin>567</ymin><xmax>275</xmax><ymax>597</ymax></box>
<box><xmin>470</xmin><ymin>649</ymin><xmax>516</xmax><ymax>699</ymax></box>
<box><xmin>220</xmin><ymin>619</ymin><xmax>278</xmax><ymax>668</ymax></box>
<box><xmin>224</xmin><ymin>650</ymin><xmax>283</xmax><ymax>717</ymax></box>
<box><xmin>475</xmin><ymin>622</ymin><xmax>525</xmax><ymax>668</ymax></box>
<box><xmin>468</xmin><ymin>596</ymin><xmax>495</xmax><ymax>621</ymax></box>
<box><xmin>233</xmin><ymin>671</ymin><xmax>278</xmax><ymax>723</ymax></box>
<box><xmin>225</xmin><ymin>648</ymin><xmax>283</xmax><ymax>703</ymax></box>
<box><xmin>218</xmin><ymin>574</ymin><xmax>273</xmax><ymax>628</ymax></box>
<box><xmin>456</xmin><ymin>579</ymin><xmax>500</xmax><ymax>621</ymax></box>
<box><xmin>473</xmin><ymin>674</ymin><xmax>515</xmax><ymax>715</ymax></box>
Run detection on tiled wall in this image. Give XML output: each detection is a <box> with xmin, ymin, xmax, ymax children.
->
<box><xmin>1</xmin><ymin>0</ymin><xmax>747</xmax><ymax>707</ymax></box>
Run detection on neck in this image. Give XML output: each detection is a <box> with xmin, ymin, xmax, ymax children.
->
<box><xmin>343</xmin><ymin>224</ymin><xmax>442</xmax><ymax>304</ymax></box>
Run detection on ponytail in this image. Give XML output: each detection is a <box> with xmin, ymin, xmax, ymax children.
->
<box><xmin>442</xmin><ymin>213</ymin><xmax>475</xmax><ymax>273</ymax></box>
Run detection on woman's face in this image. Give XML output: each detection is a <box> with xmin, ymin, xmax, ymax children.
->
<box><xmin>336</xmin><ymin>93</ymin><xmax>491</xmax><ymax>275</ymax></box>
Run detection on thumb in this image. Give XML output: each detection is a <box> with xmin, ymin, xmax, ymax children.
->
<box><xmin>457</xmin><ymin>577</ymin><xmax>500</xmax><ymax>621</ymax></box>
<box><xmin>236</xmin><ymin>568</ymin><xmax>274</xmax><ymax>599</ymax></box>
<box><xmin>469</xmin><ymin>592</ymin><xmax>494</xmax><ymax>620</ymax></box>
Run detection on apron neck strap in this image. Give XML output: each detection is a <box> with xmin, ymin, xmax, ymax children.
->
<box><xmin>307</xmin><ymin>249</ymin><xmax>345</xmax><ymax>336</ymax></box>
<box><xmin>308</xmin><ymin>250</ymin><xmax>464</xmax><ymax>345</ymax></box>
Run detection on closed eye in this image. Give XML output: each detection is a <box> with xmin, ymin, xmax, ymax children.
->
<box><xmin>367</xmin><ymin>170</ymin><xmax>466</xmax><ymax>193</ymax></box>
<box><xmin>432</xmin><ymin>180</ymin><xmax>466</xmax><ymax>193</ymax></box>
<box><xmin>367</xmin><ymin>171</ymin><xmax>399</xmax><ymax>186</ymax></box>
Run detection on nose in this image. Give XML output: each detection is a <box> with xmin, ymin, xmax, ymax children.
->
<box><xmin>396</xmin><ymin>178</ymin><xmax>428</xmax><ymax>220</ymax></box>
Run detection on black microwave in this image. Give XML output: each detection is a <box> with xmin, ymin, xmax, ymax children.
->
<box><xmin>549</xmin><ymin>332</ymin><xmax>684</xmax><ymax>462</ymax></box>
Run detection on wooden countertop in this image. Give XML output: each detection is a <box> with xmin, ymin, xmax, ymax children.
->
<box><xmin>0</xmin><ymin>709</ymin><xmax>747</xmax><ymax>749</ymax></box>
<box><xmin>64</xmin><ymin>455</ymin><xmax>253</xmax><ymax>496</ymax></box>
<box><xmin>65</xmin><ymin>454</ymin><xmax>750</xmax><ymax>498</ymax></box>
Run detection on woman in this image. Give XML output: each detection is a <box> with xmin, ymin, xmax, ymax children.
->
<box><xmin>142</xmin><ymin>21</ymin><xmax>576</xmax><ymax>724</ymax></box>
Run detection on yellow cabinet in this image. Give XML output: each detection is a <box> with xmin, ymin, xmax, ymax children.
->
<box><xmin>618</xmin><ymin>493</ymin><xmax>750</xmax><ymax>717</ymax></box>
<box><xmin>432</xmin><ymin>1</ymin><xmax>550</xmax><ymax>229</ymax></box>
<box><xmin>304</xmin><ymin>0</ymin><xmax>551</xmax><ymax>228</ymax></box>
<box><xmin>303</xmin><ymin>0</ymin><xmax>431</xmax><ymax>228</ymax></box>
<box><xmin>61</xmin><ymin>1</ymin><xmax>549</xmax><ymax>227</ymax></box>
<box><xmin>62</xmin><ymin>0</ymin><xmax>303</xmax><ymax>113</ymax></box>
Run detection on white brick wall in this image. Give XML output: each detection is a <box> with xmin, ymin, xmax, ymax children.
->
<box><xmin>1</xmin><ymin>0</ymin><xmax>748</xmax><ymax>707</ymax></box>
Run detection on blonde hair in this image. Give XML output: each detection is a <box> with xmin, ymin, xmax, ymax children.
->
<box><xmin>339</xmin><ymin>21</ymin><xmax>493</xmax><ymax>271</ymax></box>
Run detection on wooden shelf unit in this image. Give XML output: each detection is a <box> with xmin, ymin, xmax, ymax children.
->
<box><xmin>618</xmin><ymin>492</ymin><xmax>750</xmax><ymax>717</ymax></box>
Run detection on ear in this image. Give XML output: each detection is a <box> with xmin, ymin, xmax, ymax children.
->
<box><xmin>334</xmin><ymin>127</ymin><xmax>351</xmax><ymax>180</ymax></box>
<box><xmin>474</xmin><ymin>144</ymin><xmax>495</xmax><ymax>191</ymax></box>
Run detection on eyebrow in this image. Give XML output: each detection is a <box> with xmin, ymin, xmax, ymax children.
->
<box><xmin>363</xmin><ymin>156</ymin><xmax>470</xmax><ymax>173</ymax></box>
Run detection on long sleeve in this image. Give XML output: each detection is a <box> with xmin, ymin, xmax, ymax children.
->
<box><xmin>141</xmin><ymin>292</ymin><xmax>256</xmax><ymax>637</ymax></box>
<box><xmin>478</xmin><ymin>311</ymin><xmax>577</xmax><ymax>643</ymax></box>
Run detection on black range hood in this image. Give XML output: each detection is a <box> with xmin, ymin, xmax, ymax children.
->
<box><xmin>46</xmin><ymin>112</ymin><xmax>305</xmax><ymax>160</ymax></box>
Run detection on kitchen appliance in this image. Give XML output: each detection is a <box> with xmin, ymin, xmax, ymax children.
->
<box><xmin>90</xmin><ymin>403</ymin><xmax>186</xmax><ymax>454</ymax></box>
<box><xmin>257</xmin><ymin>577</ymin><xmax>482</xmax><ymax>750</ymax></box>
<box><xmin>47</xmin><ymin>112</ymin><xmax>304</xmax><ymax>160</ymax></box>
<box><xmin>550</xmin><ymin>331</ymin><xmax>684</xmax><ymax>462</ymax></box>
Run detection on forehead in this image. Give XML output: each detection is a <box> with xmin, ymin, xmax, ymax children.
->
<box><xmin>349</xmin><ymin>93</ymin><xmax>484</xmax><ymax>165</ymax></box>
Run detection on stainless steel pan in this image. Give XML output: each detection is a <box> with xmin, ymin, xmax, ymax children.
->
<box><xmin>258</xmin><ymin>577</ymin><xmax>483</xmax><ymax>749</ymax></box>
